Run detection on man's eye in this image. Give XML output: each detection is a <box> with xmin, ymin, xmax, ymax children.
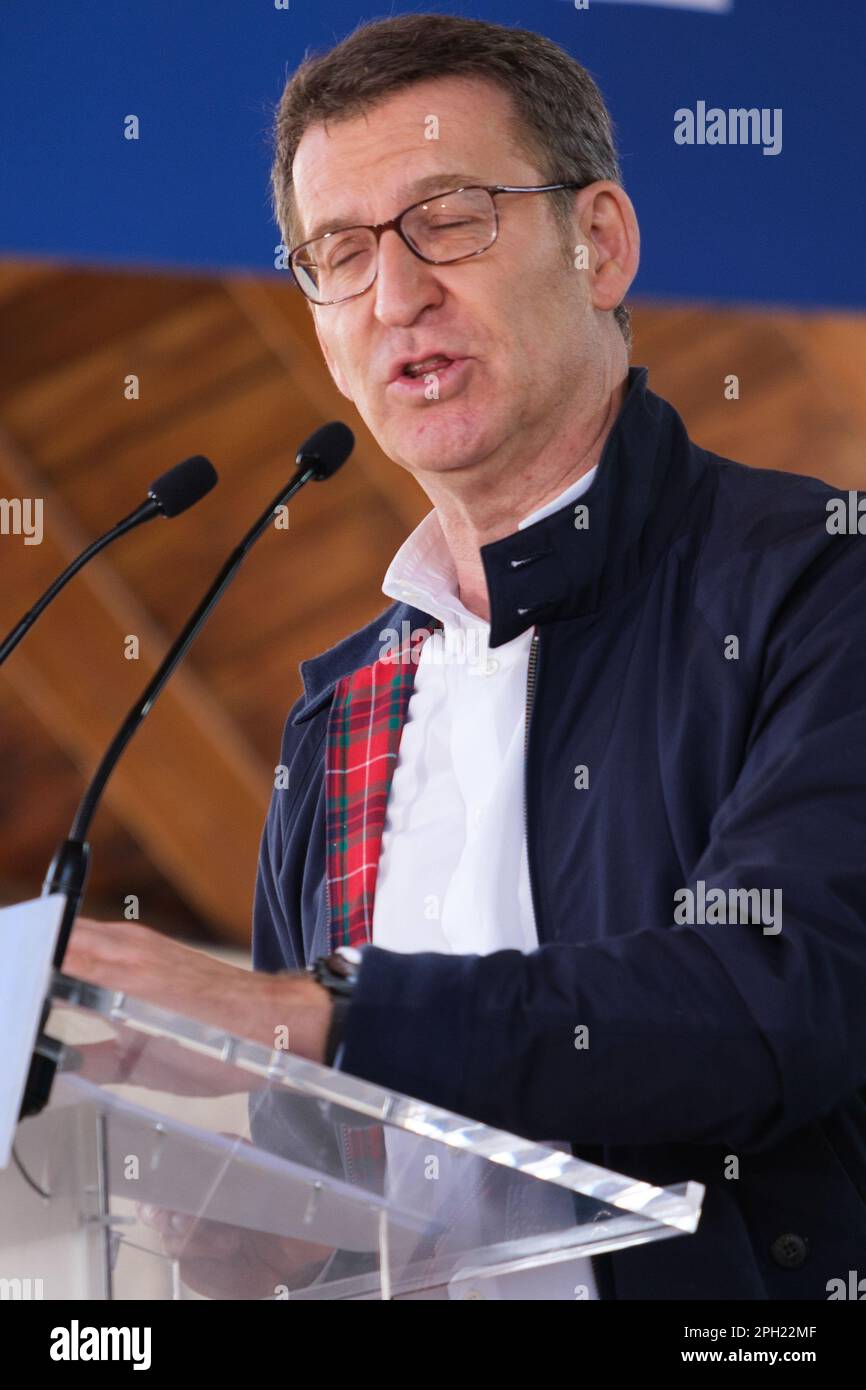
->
<box><xmin>325</xmin><ymin>239</ymin><xmax>369</xmax><ymax>269</ymax></box>
<box><xmin>427</xmin><ymin>218</ymin><xmax>474</xmax><ymax>231</ymax></box>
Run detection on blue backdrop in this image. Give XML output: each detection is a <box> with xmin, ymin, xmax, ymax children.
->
<box><xmin>1</xmin><ymin>0</ymin><xmax>863</xmax><ymax>308</ymax></box>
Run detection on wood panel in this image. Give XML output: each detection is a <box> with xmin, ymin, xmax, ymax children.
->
<box><xmin>0</xmin><ymin>427</ymin><xmax>271</xmax><ymax>943</ymax></box>
<box><xmin>1</xmin><ymin>257</ymin><xmax>863</xmax><ymax>944</ymax></box>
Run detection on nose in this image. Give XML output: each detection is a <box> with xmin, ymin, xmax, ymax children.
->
<box><xmin>373</xmin><ymin>227</ymin><xmax>443</xmax><ymax>327</ymax></box>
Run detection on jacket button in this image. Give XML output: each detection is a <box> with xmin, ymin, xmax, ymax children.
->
<box><xmin>769</xmin><ymin>1233</ymin><xmax>809</xmax><ymax>1269</ymax></box>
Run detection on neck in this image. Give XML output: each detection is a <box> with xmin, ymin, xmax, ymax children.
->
<box><xmin>423</xmin><ymin>371</ymin><xmax>628</xmax><ymax>623</ymax></box>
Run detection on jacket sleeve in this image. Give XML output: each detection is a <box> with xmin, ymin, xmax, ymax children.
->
<box><xmin>252</xmin><ymin>692</ymin><xmax>317</xmax><ymax>973</ymax></box>
<box><xmin>339</xmin><ymin>537</ymin><xmax>866</xmax><ymax>1154</ymax></box>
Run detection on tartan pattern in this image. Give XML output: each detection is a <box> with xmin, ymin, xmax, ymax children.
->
<box><xmin>324</xmin><ymin>619</ymin><xmax>441</xmax><ymax>950</ymax></box>
<box><xmin>324</xmin><ymin>618</ymin><xmax>441</xmax><ymax>1201</ymax></box>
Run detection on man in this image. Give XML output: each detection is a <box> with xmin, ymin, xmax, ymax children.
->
<box><xmin>68</xmin><ymin>14</ymin><xmax>866</xmax><ymax>1299</ymax></box>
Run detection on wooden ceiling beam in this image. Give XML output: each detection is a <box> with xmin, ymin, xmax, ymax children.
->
<box><xmin>0</xmin><ymin>426</ymin><xmax>271</xmax><ymax>944</ymax></box>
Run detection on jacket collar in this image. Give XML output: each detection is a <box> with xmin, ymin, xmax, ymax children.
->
<box><xmin>293</xmin><ymin>366</ymin><xmax>707</xmax><ymax>722</ymax></box>
<box><xmin>379</xmin><ymin>462</ymin><xmax>598</xmax><ymax>633</ymax></box>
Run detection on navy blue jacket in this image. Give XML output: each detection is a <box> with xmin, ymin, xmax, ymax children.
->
<box><xmin>253</xmin><ymin>367</ymin><xmax>866</xmax><ymax>1299</ymax></box>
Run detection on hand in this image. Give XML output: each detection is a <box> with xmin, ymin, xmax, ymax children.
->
<box><xmin>64</xmin><ymin>916</ymin><xmax>332</xmax><ymax>1063</ymax></box>
<box><xmin>138</xmin><ymin>1202</ymin><xmax>334</xmax><ymax>1300</ymax></box>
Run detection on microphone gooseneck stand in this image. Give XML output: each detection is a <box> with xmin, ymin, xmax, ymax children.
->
<box><xmin>0</xmin><ymin>454</ymin><xmax>217</xmax><ymax>667</ymax></box>
<box><xmin>22</xmin><ymin>423</ymin><xmax>353</xmax><ymax>1118</ymax></box>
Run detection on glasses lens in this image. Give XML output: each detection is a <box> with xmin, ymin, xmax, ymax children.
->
<box><xmin>292</xmin><ymin>227</ymin><xmax>377</xmax><ymax>304</ymax></box>
<box><xmin>403</xmin><ymin>188</ymin><xmax>496</xmax><ymax>262</ymax></box>
<box><xmin>291</xmin><ymin>189</ymin><xmax>497</xmax><ymax>303</ymax></box>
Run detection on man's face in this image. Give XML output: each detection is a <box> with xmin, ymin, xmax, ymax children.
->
<box><xmin>291</xmin><ymin>76</ymin><xmax>605</xmax><ymax>485</ymax></box>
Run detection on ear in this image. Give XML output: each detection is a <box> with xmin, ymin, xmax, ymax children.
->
<box><xmin>573</xmin><ymin>181</ymin><xmax>640</xmax><ymax>317</ymax></box>
<box><xmin>313</xmin><ymin>311</ymin><xmax>355</xmax><ymax>402</ymax></box>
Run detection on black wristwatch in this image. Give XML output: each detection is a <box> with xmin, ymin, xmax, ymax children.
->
<box><xmin>310</xmin><ymin>946</ymin><xmax>363</xmax><ymax>1067</ymax></box>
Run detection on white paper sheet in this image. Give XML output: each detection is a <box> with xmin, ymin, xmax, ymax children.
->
<box><xmin>0</xmin><ymin>895</ymin><xmax>65</xmax><ymax>1166</ymax></box>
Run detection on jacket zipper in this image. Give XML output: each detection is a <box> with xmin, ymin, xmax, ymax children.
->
<box><xmin>323</xmin><ymin>864</ymin><xmax>332</xmax><ymax>955</ymax></box>
<box><xmin>523</xmin><ymin>630</ymin><xmax>544</xmax><ymax>935</ymax></box>
<box><xmin>324</xmin><ymin>830</ymin><xmax>360</xmax><ymax>1183</ymax></box>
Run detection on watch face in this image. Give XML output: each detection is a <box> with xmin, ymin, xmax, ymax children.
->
<box><xmin>328</xmin><ymin>953</ymin><xmax>353</xmax><ymax>978</ymax></box>
<box><xmin>316</xmin><ymin>953</ymin><xmax>358</xmax><ymax>993</ymax></box>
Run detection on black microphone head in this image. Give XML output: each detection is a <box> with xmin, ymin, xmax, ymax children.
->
<box><xmin>148</xmin><ymin>455</ymin><xmax>218</xmax><ymax>518</ymax></box>
<box><xmin>296</xmin><ymin>421</ymin><xmax>354</xmax><ymax>481</ymax></box>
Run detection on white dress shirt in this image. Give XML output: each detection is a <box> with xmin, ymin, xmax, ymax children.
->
<box><xmin>372</xmin><ymin>466</ymin><xmax>600</xmax><ymax>1300</ymax></box>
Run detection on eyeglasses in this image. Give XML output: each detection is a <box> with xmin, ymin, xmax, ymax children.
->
<box><xmin>288</xmin><ymin>183</ymin><xmax>584</xmax><ymax>305</ymax></box>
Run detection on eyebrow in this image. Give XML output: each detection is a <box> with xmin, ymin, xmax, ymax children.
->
<box><xmin>302</xmin><ymin>172</ymin><xmax>486</xmax><ymax>244</ymax></box>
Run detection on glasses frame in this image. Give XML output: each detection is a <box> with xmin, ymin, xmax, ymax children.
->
<box><xmin>288</xmin><ymin>182</ymin><xmax>585</xmax><ymax>305</ymax></box>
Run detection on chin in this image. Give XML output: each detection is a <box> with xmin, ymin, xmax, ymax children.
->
<box><xmin>387</xmin><ymin>407</ymin><xmax>498</xmax><ymax>476</ymax></box>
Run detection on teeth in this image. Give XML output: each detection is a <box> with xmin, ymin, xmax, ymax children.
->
<box><xmin>404</xmin><ymin>355</ymin><xmax>451</xmax><ymax>377</ymax></box>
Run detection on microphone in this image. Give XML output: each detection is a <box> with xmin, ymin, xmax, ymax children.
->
<box><xmin>21</xmin><ymin>422</ymin><xmax>353</xmax><ymax>1118</ymax></box>
<box><xmin>51</xmin><ymin>422</ymin><xmax>352</xmax><ymax>952</ymax></box>
<box><xmin>0</xmin><ymin>455</ymin><xmax>218</xmax><ymax>666</ymax></box>
<box><xmin>147</xmin><ymin>454</ymin><xmax>218</xmax><ymax>517</ymax></box>
<box><xmin>21</xmin><ymin>414</ymin><xmax>353</xmax><ymax>1117</ymax></box>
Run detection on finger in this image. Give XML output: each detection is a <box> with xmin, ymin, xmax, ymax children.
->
<box><xmin>162</xmin><ymin>1224</ymin><xmax>241</xmax><ymax>1260</ymax></box>
<box><xmin>136</xmin><ymin>1206</ymin><xmax>240</xmax><ymax>1258</ymax></box>
<box><xmin>137</xmin><ymin>1203</ymin><xmax>178</xmax><ymax>1235</ymax></box>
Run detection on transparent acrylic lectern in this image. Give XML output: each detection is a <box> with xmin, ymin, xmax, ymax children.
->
<box><xmin>1</xmin><ymin>973</ymin><xmax>704</xmax><ymax>1300</ymax></box>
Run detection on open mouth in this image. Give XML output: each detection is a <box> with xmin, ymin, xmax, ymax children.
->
<box><xmin>387</xmin><ymin>354</ymin><xmax>472</xmax><ymax>400</ymax></box>
<box><xmin>400</xmin><ymin>354</ymin><xmax>454</xmax><ymax>378</ymax></box>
